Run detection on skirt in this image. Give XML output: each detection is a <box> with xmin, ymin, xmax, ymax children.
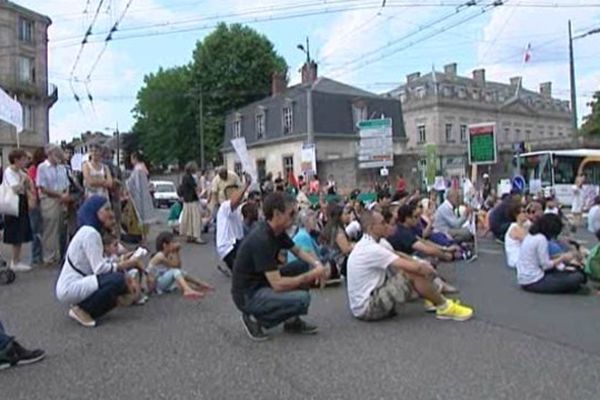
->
<box><xmin>3</xmin><ymin>194</ymin><xmax>33</xmax><ymax>245</ymax></box>
<box><xmin>180</xmin><ymin>201</ymin><xmax>202</xmax><ymax>239</ymax></box>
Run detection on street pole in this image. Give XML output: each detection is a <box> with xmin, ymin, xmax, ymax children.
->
<box><xmin>305</xmin><ymin>37</ymin><xmax>314</xmax><ymax>145</ymax></box>
<box><xmin>199</xmin><ymin>91</ymin><xmax>205</xmax><ymax>169</ymax></box>
<box><xmin>569</xmin><ymin>20</ymin><xmax>578</xmax><ymax>132</ymax></box>
<box><xmin>116</xmin><ymin>122</ymin><xmax>120</xmax><ymax>171</ymax></box>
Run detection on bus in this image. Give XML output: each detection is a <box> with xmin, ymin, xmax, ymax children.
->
<box><xmin>517</xmin><ymin>149</ymin><xmax>600</xmax><ymax>207</ymax></box>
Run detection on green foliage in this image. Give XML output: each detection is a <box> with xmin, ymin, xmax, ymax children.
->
<box><xmin>581</xmin><ymin>90</ymin><xmax>600</xmax><ymax>136</ymax></box>
<box><xmin>191</xmin><ymin>23</ymin><xmax>287</xmax><ymax>163</ymax></box>
<box><xmin>131</xmin><ymin>23</ymin><xmax>287</xmax><ymax>168</ymax></box>
<box><xmin>131</xmin><ymin>65</ymin><xmax>197</xmax><ymax>167</ymax></box>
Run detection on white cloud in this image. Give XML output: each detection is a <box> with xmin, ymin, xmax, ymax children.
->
<box><xmin>475</xmin><ymin>2</ymin><xmax>600</xmax><ymax>121</ymax></box>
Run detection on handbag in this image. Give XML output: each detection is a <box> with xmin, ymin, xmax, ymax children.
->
<box><xmin>0</xmin><ymin>181</ymin><xmax>19</xmax><ymax>216</ymax></box>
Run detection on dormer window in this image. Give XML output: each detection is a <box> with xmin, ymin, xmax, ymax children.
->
<box><xmin>233</xmin><ymin>113</ymin><xmax>242</xmax><ymax>138</ymax></box>
<box><xmin>256</xmin><ymin>106</ymin><xmax>266</xmax><ymax>139</ymax></box>
<box><xmin>282</xmin><ymin>100</ymin><xmax>294</xmax><ymax>135</ymax></box>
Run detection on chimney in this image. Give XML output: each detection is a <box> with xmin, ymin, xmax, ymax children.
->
<box><xmin>406</xmin><ymin>72</ymin><xmax>421</xmax><ymax>83</ymax></box>
<box><xmin>510</xmin><ymin>76</ymin><xmax>522</xmax><ymax>87</ymax></box>
<box><xmin>472</xmin><ymin>68</ymin><xmax>485</xmax><ymax>85</ymax></box>
<box><xmin>540</xmin><ymin>82</ymin><xmax>552</xmax><ymax>98</ymax></box>
<box><xmin>444</xmin><ymin>63</ymin><xmax>457</xmax><ymax>78</ymax></box>
<box><xmin>301</xmin><ymin>61</ymin><xmax>318</xmax><ymax>85</ymax></box>
<box><xmin>271</xmin><ymin>72</ymin><xmax>286</xmax><ymax>96</ymax></box>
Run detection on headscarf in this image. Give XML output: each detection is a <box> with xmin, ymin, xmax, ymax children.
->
<box><xmin>77</xmin><ymin>195</ymin><xmax>109</xmax><ymax>232</ymax></box>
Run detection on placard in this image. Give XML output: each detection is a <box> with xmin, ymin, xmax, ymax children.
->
<box><xmin>300</xmin><ymin>143</ymin><xmax>316</xmax><ymax>175</ymax></box>
<box><xmin>231</xmin><ymin>137</ymin><xmax>257</xmax><ymax>182</ymax></box>
<box><xmin>0</xmin><ymin>86</ymin><xmax>22</xmax><ymax>132</ymax></box>
<box><xmin>468</xmin><ymin>122</ymin><xmax>497</xmax><ymax>165</ymax></box>
<box><xmin>357</xmin><ymin>118</ymin><xmax>393</xmax><ymax>169</ymax></box>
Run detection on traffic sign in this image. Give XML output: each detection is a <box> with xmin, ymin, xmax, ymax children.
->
<box><xmin>467</xmin><ymin>122</ymin><xmax>497</xmax><ymax>165</ymax></box>
<box><xmin>512</xmin><ymin>175</ymin><xmax>525</xmax><ymax>193</ymax></box>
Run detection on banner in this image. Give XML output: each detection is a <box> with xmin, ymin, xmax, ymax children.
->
<box><xmin>357</xmin><ymin>118</ymin><xmax>393</xmax><ymax>169</ymax></box>
<box><xmin>230</xmin><ymin>137</ymin><xmax>257</xmax><ymax>182</ymax></box>
<box><xmin>300</xmin><ymin>143</ymin><xmax>316</xmax><ymax>176</ymax></box>
<box><xmin>0</xmin><ymin>86</ymin><xmax>22</xmax><ymax>133</ymax></box>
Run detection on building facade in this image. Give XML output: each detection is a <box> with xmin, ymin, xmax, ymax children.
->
<box><xmin>0</xmin><ymin>0</ymin><xmax>56</xmax><ymax>166</ymax></box>
<box><xmin>387</xmin><ymin>63</ymin><xmax>574</xmax><ymax>182</ymax></box>
<box><xmin>222</xmin><ymin>64</ymin><xmax>406</xmax><ymax>191</ymax></box>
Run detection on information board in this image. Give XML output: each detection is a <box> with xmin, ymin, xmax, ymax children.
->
<box><xmin>467</xmin><ymin>122</ymin><xmax>497</xmax><ymax>165</ymax></box>
<box><xmin>357</xmin><ymin>118</ymin><xmax>393</xmax><ymax>169</ymax></box>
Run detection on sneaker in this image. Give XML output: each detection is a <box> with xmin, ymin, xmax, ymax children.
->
<box><xmin>464</xmin><ymin>251</ymin><xmax>478</xmax><ymax>263</ymax></box>
<box><xmin>240</xmin><ymin>314</ymin><xmax>269</xmax><ymax>342</ymax></box>
<box><xmin>436</xmin><ymin>299</ymin><xmax>474</xmax><ymax>322</ymax></box>
<box><xmin>423</xmin><ymin>299</ymin><xmax>437</xmax><ymax>313</ymax></box>
<box><xmin>68</xmin><ymin>306</ymin><xmax>96</xmax><ymax>328</ymax></box>
<box><xmin>10</xmin><ymin>262</ymin><xmax>31</xmax><ymax>272</ymax></box>
<box><xmin>0</xmin><ymin>340</ymin><xmax>45</xmax><ymax>370</ymax></box>
<box><xmin>283</xmin><ymin>317</ymin><xmax>318</xmax><ymax>335</ymax></box>
<box><xmin>134</xmin><ymin>294</ymin><xmax>149</xmax><ymax>305</ymax></box>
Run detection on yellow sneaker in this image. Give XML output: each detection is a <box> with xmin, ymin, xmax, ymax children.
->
<box><xmin>436</xmin><ymin>299</ymin><xmax>473</xmax><ymax>321</ymax></box>
<box><xmin>423</xmin><ymin>299</ymin><xmax>436</xmax><ymax>313</ymax></box>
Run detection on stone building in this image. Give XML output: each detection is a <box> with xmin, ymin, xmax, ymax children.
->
<box><xmin>0</xmin><ymin>0</ymin><xmax>56</xmax><ymax>166</ymax></box>
<box><xmin>222</xmin><ymin>63</ymin><xmax>405</xmax><ymax>191</ymax></box>
<box><xmin>387</xmin><ymin>63</ymin><xmax>574</xmax><ymax>182</ymax></box>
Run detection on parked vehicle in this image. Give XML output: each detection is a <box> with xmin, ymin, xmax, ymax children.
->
<box><xmin>150</xmin><ymin>180</ymin><xmax>178</xmax><ymax>208</ymax></box>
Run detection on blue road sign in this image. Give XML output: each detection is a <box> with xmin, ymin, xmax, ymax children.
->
<box><xmin>512</xmin><ymin>175</ymin><xmax>525</xmax><ymax>193</ymax></box>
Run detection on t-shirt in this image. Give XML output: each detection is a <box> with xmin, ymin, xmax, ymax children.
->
<box><xmin>211</xmin><ymin>171</ymin><xmax>241</xmax><ymax>205</ymax></box>
<box><xmin>488</xmin><ymin>199</ymin><xmax>511</xmax><ymax>236</ymax></box>
<box><xmin>588</xmin><ymin>205</ymin><xmax>600</xmax><ymax>233</ymax></box>
<box><xmin>346</xmin><ymin>234</ymin><xmax>399</xmax><ymax>318</ymax></box>
<box><xmin>231</xmin><ymin>221</ymin><xmax>295</xmax><ymax>309</ymax></box>
<box><xmin>216</xmin><ymin>200</ymin><xmax>244</xmax><ymax>260</ymax></box>
<box><xmin>387</xmin><ymin>224</ymin><xmax>418</xmax><ymax>255</ymax></box>
<box><xmin>572</xmin><ymin>185</ymin><xmax>584</xmax><ymax>212</ymax></box>
<box><xmin>288</xmin><ymin>227</ymin><xmax>318</xmax><ymax>263</ymax></box>
<box><xmin>3</xmin><ymin>167</ymin><xmax>24</xmax><ymax>188</ymax></box>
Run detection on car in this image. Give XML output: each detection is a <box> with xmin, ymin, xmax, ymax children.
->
<box><xmin>150</xmin><ymin>180</ymin><xmax>179</xmax><ymax>208</ymax></box>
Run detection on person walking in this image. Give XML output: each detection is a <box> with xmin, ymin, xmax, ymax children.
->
<box><xmin>3</xmin><ymin>150</ymin><xmax>34</xmax><ymax>272</ymax></box>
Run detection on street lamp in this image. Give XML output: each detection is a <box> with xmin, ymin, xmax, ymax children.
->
<box><xmin>297</xmin><ymin>37</ymin><xmax>314</xmax><ymax>145</ymax></box>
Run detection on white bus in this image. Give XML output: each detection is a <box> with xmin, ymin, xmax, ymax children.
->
<box><xmin>517</xmin><ymin>149</ymin><xmax>600</xmax><ymax>207</ymax></box>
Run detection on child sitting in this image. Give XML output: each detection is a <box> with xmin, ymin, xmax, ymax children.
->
<box><xmin>148</xmin><ymin>231</ymin><xmax>214</xmax><ymax>300</ymax></box>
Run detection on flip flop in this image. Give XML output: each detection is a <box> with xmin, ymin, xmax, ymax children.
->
<box><xmin>183</xmin><ymin>291</ymin><xmax>204</xmax><ymax>300</ymax></box>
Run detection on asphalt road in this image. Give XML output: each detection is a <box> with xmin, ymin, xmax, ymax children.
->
<box><xmin>1</xmin><ymin>217</ymin><xmax>599</xmax><ymax>400</ymax></box>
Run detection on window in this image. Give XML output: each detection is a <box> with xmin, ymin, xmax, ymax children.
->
<box><xmin>234</xmin><ymin>162</ymin><xmax>243</xmax><ymax>177</ymax></box>
<box><xmin>445</xmin><ymin>124</ymin><xmax>453</xmax><ymax>143</ymax></box>
<box><xmin>417</xmin><ymin>125</ymin><xmax>426</xmax><ymax>144</ymax></box>
<box><xmin>525</xmin><ymin>130</ymin><xmax>531</xmax><ymax>140</ymax></box>
<box><xmin>283</xmin><ymin>106</ymin><xmax>293</xmax><ymax>134</ymax></box>
<box><xmin>255</xmin><ymin>113</ymin><xmax>265</xmax><ymax>139</ymax></box>
<box><xmin>256</xmin><ymin>159</ymin><xmax>266</xmax><ymax>181</ymax></box>
<box><xmin>233</xmin><ymin>118</ymin><xmax>242</xmax><ymax>138</ymax></box>
<box><xmin>18</xmin><ymin>56</ymin><xmax>35</xmax><ymax>83</ymax></box>
<box><xmin>515</xmin><ymin>128</ymin><xmax>521</xmax><ymax>142</ymax></box>
<box><xmin>460</xmin><ymin>125</ymin><xmax>467</xmax><ymax>143</ymax></box>
<box><xmin>22</xmin><ymin>104</ymin><xmax>34</xmax><ymax>131</ymax></box>
<box><xmin>504</xmin><ymin>128</ymin><xmax>510</xmax><ymax>142</ymax></box>
<box><xmin>18</xmin><ymin>18</ymin><xmax>33</xmax><ymax>43</ymax></box>
<box><xmin>352</xmin><ymin>103</ymin><xmax>367</xmax><ymax>128</ymax></box>
<box><xmin>282</xmin><ymin>155</ymin><xmax>294</xmax><ymax>177</ymax></box>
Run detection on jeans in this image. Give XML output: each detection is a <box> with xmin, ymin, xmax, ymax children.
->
<box><xmin>241</xmin><ymin>260</ymin><xmax>311</xmax><ymax>329</ymax></box>
<box><xmin>78</xmin><ymin>272</ymin><xmax>127</xmax><ymax>319</ymax></box>
<box><xmin>0</xmin><ymin>320</ymin><xmax>11</xmax><ymax>351</ymax></box>
<box><xmin>155</xmin><ymin>269</ymin><xmax>183</xmax><ymax>293</ymax></box>
<box><xmin>522</xmin><ymin>270</ymin><xmax>587</xmax><ymax>294</ymax></box>
<box><xmin>29</xmin><ymin>207</ymin><xmax>43</xmax><ymax>264</ymax></box>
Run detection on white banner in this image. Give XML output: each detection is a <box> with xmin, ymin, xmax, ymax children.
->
<box><xmin>231</xmin><ymin>137</ymin><xmax>257</xmax><ymax>182</ymax></box>
<box><xmin>301</xmin><ymin>143</ymin><xmax>316</xmax><ymax>176</ymax></box>
<box><xmin>0</xmin><ymin>86</ymin><xmax>23</xmax><ymax>133</ymax></box>
<box><xmin>357</xmin><ymin>118</ymin><xmax>394</xmax><ymax>169</ymax></box>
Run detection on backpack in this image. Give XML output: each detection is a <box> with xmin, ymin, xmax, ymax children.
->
<box><xmin>584</xmin><ymin>243</ymin><xmax>600</xmax><ymax>281</ymax></box>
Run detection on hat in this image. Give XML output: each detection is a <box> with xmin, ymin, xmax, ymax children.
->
<box><xmin>483</xmin><ymin>173</ymin><xmax>489</xmax><ymax>179</ymax></box>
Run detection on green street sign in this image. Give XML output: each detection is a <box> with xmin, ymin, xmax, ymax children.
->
<box><xmin>467</xmin><ymin>122</ymin><xmax>497</xmax><ymax>165</ymax></box>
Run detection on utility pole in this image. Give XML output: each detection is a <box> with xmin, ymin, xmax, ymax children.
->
<box><xmin>298</xmin><ymin>37</ymin><xmax>314</xmax><ymax>145</ymax></box>
<box><xmin>568</xmin><ymin>20</ymin><xmax>578</xmax><ymax>133</ymax></box>
<box><xmin>199</xmin><ymin>91</ymin><xmax>205</xmax><ymax>169</ymax></box>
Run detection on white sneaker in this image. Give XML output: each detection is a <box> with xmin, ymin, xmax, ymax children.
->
<box><xmin>10</xmin><ymin>262</ymin><xmax>32</xmax><ymax>272</ymax></box>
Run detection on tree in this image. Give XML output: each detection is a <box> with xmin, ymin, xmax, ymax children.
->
<box><xmin>191</xmin><ymin>23</ymin><xmax>287</xmax><ymax>163</ymax></box>
<box><xmin>131</xmin><ymin>65</ymin><xmax>197</xmax><ymax>167</ymax></box>
<box><xmin>581</xmin><ymin>90</ymin><xmax>600</xmax><ymax>136</ymax></box>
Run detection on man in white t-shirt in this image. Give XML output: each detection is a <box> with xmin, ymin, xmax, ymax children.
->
<box><xmin>216</xmin><ymin>174</ymin><xmax>251</xmax><ymax>272</ymax></box>
<box><xmin>587</xmin><ymin>196</ymin><xmax>600</xmax><ymax>234</ymax></box>
<box><xmin>346</xmin><ymin>210</ymin><xmax>473</xmax><ymax>322</ymax></box>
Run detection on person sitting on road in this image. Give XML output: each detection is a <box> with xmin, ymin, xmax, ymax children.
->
<box><xmin>241</xmin><ymin>201</ymin><xmax>259</xmax><ymax>237</ymax></box>
<box><xmin>587</xmin><ymin>196</ymin><xmax>600</xmax><ymax>234</ymax></box>
<box><xmin>216</xmin><ymin>174</ymin><xmax>251</xmax><ymax>272</ymax></box>
<box><xmin>346</xmin><ymin>210</ymin><xmax>474</xmax><ymax>322</ymax></box>
<box><xmin>433</xmin><ymin>189</ymin><xmax>473</xmax><ymax>243</ymax></box>
<box><xmin>231</xmin><ymin>192</ymin><xmax>329</xmax><ymax>341</ymax></box>
<box><xmin>321</xmin><ymin>203</ymin><xmax>354</xmax><ymax>278</ymax></box>
<box><xmin>0</xmin><ymin>319</ymin><xmax>45</xmax><ymax>370</ymax></box>
<box><xmin>504</xmin><ymin>202</ymin><xmax>530</xmax><ymax>269</ymax></box>
<box><xmin>148</xmin><ymin>231</ymin><xmax>213</xmax><ymax>299</ymax></box>
<box><xmin>516</xmin><ymin>214</ymin><xmax>587</xmax><ymax>294</ymax></box>
<box><xmin>55</xmin><ymin>195</ymin><xmax>143</xmax><ymax>328</ymax></box>
<box><xmin>488</xmin><ymin>193</ymin><xmax>520</xmax><ymax>242</ymax></box>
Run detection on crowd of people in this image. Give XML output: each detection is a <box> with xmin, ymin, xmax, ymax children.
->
<box><xmin>2</xmin><ymin>151</ymin><xmax>599</xmax><ymax>368</ymax></box>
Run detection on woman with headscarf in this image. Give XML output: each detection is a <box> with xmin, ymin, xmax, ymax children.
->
<box><xmin>55</xmin><ymin>196</ymin><xmax>142</xmax><ymax>327</ymax></box>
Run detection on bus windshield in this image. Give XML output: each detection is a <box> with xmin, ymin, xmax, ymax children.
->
<box><xmin>552</xmin><ymin>156</ymin><xmax>583</xmax><ymax>185</ymax></box>
<box><xmin>520</xmin><ymin>153</ymin><xmax>553</xmax><ymax>186</ymax></box>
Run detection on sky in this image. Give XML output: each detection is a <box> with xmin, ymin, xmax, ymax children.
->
<box><xmin>14</xmin><ymin>0</ymin><xmax>600</xmax><ymax>143</ymax></box>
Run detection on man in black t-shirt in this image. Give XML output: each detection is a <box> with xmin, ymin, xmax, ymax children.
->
<box><xmin>231</xmin><ymin>192</ymin><xmax>328</xmax><ymax>341</ymax></box>
<box><xmin>388</xmin><ymin>204</ymin><xmax>454</xmax><ymax>261</ymax></box>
